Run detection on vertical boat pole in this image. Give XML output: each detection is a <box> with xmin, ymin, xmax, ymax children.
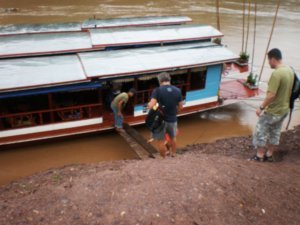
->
<box><xmin>216</xmin><ymin>0</ymin><xmax>221</xmax><ymax>31</ymax></box>
<box><xmin>251</xmin><ymin>0</ymin><xmax>257</xmax><ymax>74</ymax></box>
<box><xmin>245</xmin><ymin>0</ymin><xmax>251</xmax><ymax>53</ymax></box>
<box><xmin>242</xmin><ymin>0</ymin><xmax>246</xmax><ymax>52</ymax></box>
<box><xmin>258</xmin><ymin>0</ymin><xmax>281</xmax><ymax>81</ymax></box>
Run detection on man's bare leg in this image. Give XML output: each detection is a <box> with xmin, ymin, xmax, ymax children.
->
<box><xmin>266</xmin><ymin>144</ymin><xmax>281</xmax><ymax>161</ymax></box>
<box><xmin>158</xmin><ymin>141</ymin><xmax>167</xmax><ymax>158</ymax></box>
<box><xmin>164</xmin><ymin>140</ymin><xmax>171</xmax><ymax>155</ymax></box>
<box><xmin>256</xmin><ymin>147</ymin><xmax>265</xmax><ymax>159</ymax></box>
<box><xmin>170</xmin><ymin>138</ymin><xmax>177</xmax><ymax>157</ymax></box>
<box><xmin>266</xmin><ymin>144</ymin><xmax>277</xmax><ymax>156</ymax></box>
<box><xmin>249</xmin><ymin>146</ymin><xmax>266</xmax><ymax>162</ymax></box>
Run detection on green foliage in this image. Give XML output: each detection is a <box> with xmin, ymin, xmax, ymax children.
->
<box><xmin>213</xmin><ymin>38</ymin><xmax>222</xmax><ymax>45</ymax></box>
<box><xmin>239</xmin><ymin>52</ymin><xmax>250</xmax><ymax>63</ymax></box>
<box><xmin>52</xmin><ymin>174</ymin><xmax>62</xmax><ymax>182</ymax></box>
<box><xmin>246</xmin><ymin>72</ymin><xmax>258</xmax><ymax>86</ymax></box>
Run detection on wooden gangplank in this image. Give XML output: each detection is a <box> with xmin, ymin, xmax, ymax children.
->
<box><xmin>117</xmin><ymin>123</ymin><xmax>157</xmax><ymax>159</ymax></box>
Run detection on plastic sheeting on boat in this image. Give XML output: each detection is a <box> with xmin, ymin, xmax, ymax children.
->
<box><xmin>0</xmin><ymin>32</ymin><xmax>92</xmax><ymax>58</ymax></box>
<box><xmin>0</xmin><ymin>55</ymin><xmax>87</xmax><ymax>92</ymax></box>
<box><xmin>0</xmin><ymin>22</ymin><xmax>82</xmax><ymax>36</ymax></box>
<box><xmin>0</xmin><ymin>24</ymin><xmax>220</xmax><ymax>58</ymax></box>
<box><xmin>0</xmin><ymin>42</ymin><xmax>235</xmax><ymax>92</ymax></box>
<box><xmin>78</xmin><ymin>44</ymin><xmax>238</xmax><ymax>78</ymax></box>
<box><xmin>79</xmin><ymin>44</ymin><xmax>238</xmax><ymax>78</ymax></box>
<box><xmin>90</xmin><ymin>25</ymin><xmax>223</xmax><ymax>47</ymax></box>
<box><xmin>81</xmin><ymin>16</ymin><xmax>192</xmax><ymax>29</ymax></box>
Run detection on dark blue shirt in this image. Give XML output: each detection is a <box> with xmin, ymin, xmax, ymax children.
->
<box><xmin>151</xmin><ymin>85</ymin><xmax>183</xmax><ymax>122</ymax></box>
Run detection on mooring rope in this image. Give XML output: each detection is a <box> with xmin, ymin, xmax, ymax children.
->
<box><xmin>242</xmin><ymin>0</ymin><xmax>246</xmax><ymax>52</ymax></box>
<box><xmin>250</xmin><ymin>0</ymin><xmax>257</xmax><ymax>73</ymax></box>
<box><xmin>258</xmin><ymin>0</ymin><xmax>281</xmax><ymax>81</ymax></box>
<box><xmin>245</xmin><ymin>0</ymin><xmax>251</xmax><ymax>53</ymax></box>
<box><xmin>216</xmin><ymin>0</ymin><xmax>221</xmax><ymax>31</ymax></box>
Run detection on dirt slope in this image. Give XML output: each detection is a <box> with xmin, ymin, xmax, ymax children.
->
<box><xmin>0</xmin><ymin>126</ymin><xmax>299</xmax><ymax>225</ymax></box>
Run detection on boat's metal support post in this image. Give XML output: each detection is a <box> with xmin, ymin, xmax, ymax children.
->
<box><xmin>48</xmin><ymin>93</ymin><xmax>54</xmax><ymax>123</ymax></box>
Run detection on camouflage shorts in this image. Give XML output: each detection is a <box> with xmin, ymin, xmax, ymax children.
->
<box><xmin>253</xmin><ymin>112</ymin><xmax>288</xmax><ymax>148</ymax></box>
<box><xmin>152</xmin><ymin>121</ymin><xmax>177</xmax><ymax>141</ymax></box>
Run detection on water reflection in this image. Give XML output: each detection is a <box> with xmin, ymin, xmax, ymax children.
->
<box><xmin>0</xmin><ymin>131</ymin><xmax>137</xmax><ymax>185</ymax></box>
<box><xmin>136</xmin><ymin>103</ymin><xmax>253</xmax><ymax>148</ymax></box>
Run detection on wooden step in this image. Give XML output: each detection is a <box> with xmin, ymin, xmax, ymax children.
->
<box><xmin>117</xmin><ymin>123</ymin><xmax>158</xmax><ymax>159</ymax></box>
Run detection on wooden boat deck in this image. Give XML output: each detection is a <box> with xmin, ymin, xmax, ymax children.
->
<box><xmin>220</xmin><ymin>79</ymin><xmax>263</xmax><ymax>100</ymax></box>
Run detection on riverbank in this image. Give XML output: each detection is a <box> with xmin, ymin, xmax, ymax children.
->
<box><xmin>0</xmin><ymin>126</ymin><xmax>299</xmax><ymax>225</ymax></box>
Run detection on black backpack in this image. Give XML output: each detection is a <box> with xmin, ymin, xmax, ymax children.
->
<box><xmin>286</xmin><ymin>67</ymin><xmax>300</xmax><ymax>129</ymax></box>
<box><xmin>145</xmin><ymin>107</ymin><xmax>165</xmax><ymax>132</ymax></box>
<box><xmin>145</xmin><ymin>87</ymin><xmax>165</xmax><ymax>132</ymax></box>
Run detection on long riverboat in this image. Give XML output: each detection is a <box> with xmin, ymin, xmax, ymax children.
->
<box><xmin>0</xmin><ymin>16</ymin><xmax>260</xmax><ymax>147</ymax></box>
<box><xmin>0</xmin><ymin>24</ymin><xmax>222</xmax><ymax>58</ymax></box>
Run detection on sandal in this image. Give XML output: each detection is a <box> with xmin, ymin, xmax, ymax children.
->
<box><xmin>266</xmin><ymin>152</ymin><xmax>281</xmax><ymax>162</ymax></box>
<box><xmin>249</xmin><ymin>155</ymin><xmax>265</xmax><ymax>162</ymax></box>
<box><xmin>266</xmin><ymin>156</ymin><xmax>274</xmax><ymax>162</ymax></box>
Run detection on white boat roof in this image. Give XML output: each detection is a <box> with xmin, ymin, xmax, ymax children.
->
<box><xmin>0</xmin><ymin>43</ymin><xmax>238</xmax><ymax>92</ymax></box>
<box><xmin>0</xmin><ymin>55</ymin><xmax>86</xmax><ymax>92</ymax></box>
<box><xmin>90</xmin><ymin>25</ymin><xmax>222</xmax><ymax>47</ymax></box>
<box><xmin>82</xmin><ymin>16</ymin><xmax>192</xmax><ymax>29</ymax></box>
<box><xmin>79</xmin><ymin>44</ymin><xmax>238</xmax><ymax>78</ymax></box>
<box><xmin>0</xmin><ymin>25</ymin><xmax>222</xmax><ymax>58</ymax></box>
<box><xmin>0</xmin><ymin>16</ymin><xmax>192</xmax><ymax>36</ymax></box>
<box><xmin>0</xmin><ymin>32</ymin><xmax>92</xmax><ymax>58</ymax></box>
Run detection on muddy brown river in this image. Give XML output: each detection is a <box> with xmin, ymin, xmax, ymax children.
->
<box><xmin>0</xmin><ymin>0</ymin><xmax>299</xmax><ymax>185</ymax></box>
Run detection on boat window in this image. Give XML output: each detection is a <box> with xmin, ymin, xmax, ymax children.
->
<box><xmin>0</xmin><ymin>95</ymin><xmax>49</xmax><ymax>130</ymax></box>
<box><xmin>52</xmin><ymin>89</ymin><xmax>102</xmax><ymax>121</ymax></box>
<box><xmin>52</xmin><ymin>89</ymin><xmax>99</xmax><ymax>108</ymax></box>
<box><xmin>170</xmin><ymin>69</ymin><xmax>189</xmax><ymax>97</ymax></box>
<box><xmin>0</xmin><ymin>88</ymin><xmax>103</xmax><ymax>131</ymax></box>
<box><xmin>190</xmin><ymin>67</ymin><xmax>207</xmax><ymax>91</ymax></box>
<box><xmin>1</xmin><ymin>95</ymin><xmax>49</xmax><ymax>114</ymax></box>
<box><xmin>117</xmin><ymin>78</ymin><xmax>135</xmax><ymax>93</ymax></box>
<box><xmin>136</xmin><ymin>76</ymin><xmax>159</xmax><ymax>105</ymax></box>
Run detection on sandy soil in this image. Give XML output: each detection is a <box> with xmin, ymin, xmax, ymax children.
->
<box><xmin>0</xmin><ymin>126</ymin><xmax>299</xmax><ymax>225</ymax></box>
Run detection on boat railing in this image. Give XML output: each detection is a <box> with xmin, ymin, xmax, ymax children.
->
<box><xmin>0</xmin><ymin>103</ymin><xmax>102</xmax><ymax>130</ymax></box>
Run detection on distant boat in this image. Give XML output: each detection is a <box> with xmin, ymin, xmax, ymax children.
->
<box><xmin>0</xmin><ymin>16</ymin><xmax>223</xmax><ymax>59</ymax></box>
<box><xmin>0</xmin><ymin>16</ymin><xmax>192</xmax><ymax>36</ymax></box>
<box><xmin>0</xmin><ymin>16</ymin><xmax>260</xmax><ymax>147</ymax></box>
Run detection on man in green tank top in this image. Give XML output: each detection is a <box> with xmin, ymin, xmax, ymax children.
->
<box><xmin>111</xmin><ymin>88</ymin><xmax>136</xmax><ymax>130</ymax></box>
<box><xmin>251</xmin><ymin>48</ymin><xmax>294</xmax><ymax>162</ymax></box>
